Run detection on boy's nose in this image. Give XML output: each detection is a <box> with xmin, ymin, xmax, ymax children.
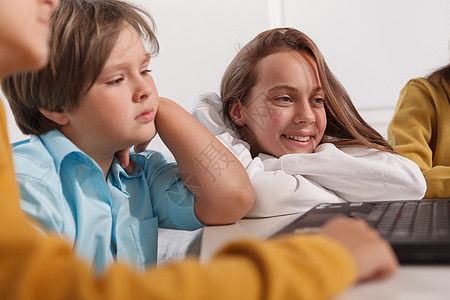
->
<box><xmin>133</xmin><ymin>78</ymin><xmax>153</xmax><ymax>103</ymax></box>
<box><xmin>133</xmin><ymin>89</ymin><xmax>150</xmax><ymax>103</ymax></box>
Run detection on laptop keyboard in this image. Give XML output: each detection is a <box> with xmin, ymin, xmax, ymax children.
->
<box><xmin>365</xmin><ymin>200</ymin><xmax>450</xmax><ymax>240</ymax></box>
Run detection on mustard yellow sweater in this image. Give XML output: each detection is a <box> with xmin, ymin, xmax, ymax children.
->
<box><xmin>388</xmin><ymin>77</ymin><xmax>450</xmax><ymax>198</ymax></box>
<box><xmin>0</xmin><ymin>102</ymin><xmax>356</xmax><ymax>300</ymax></box>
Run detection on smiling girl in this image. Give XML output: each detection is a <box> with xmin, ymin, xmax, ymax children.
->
<box><xmin>188</xmin><ymin>28</ymin><xmax>427</xmax><ymax>217</ymax></box>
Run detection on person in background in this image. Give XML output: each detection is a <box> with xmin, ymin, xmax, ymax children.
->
<box><xmin>0</xmin><ymin>0</ymin><xmax>397</xmax><ymax>299</ymax></box>
<box><xmin>187</xmin><ymin>28</ymin><xmax>426</xmax><ymax>218</ymax></box>
<box><xmin>388</xmin><ymin>63</ymin><xmax>450</xmax><ymax>198</ymax></box>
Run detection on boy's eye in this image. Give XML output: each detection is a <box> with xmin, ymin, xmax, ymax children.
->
<box><xmin>141</xmin><ymin>69</ymin><xmax>152</xmax><ymax>76</ymax></box>
<box><xmin>107</xmin><ymin>77</ymin><xmax>124</xmax><ymax>85</ymax></box>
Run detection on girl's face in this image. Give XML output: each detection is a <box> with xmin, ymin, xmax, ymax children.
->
<box><xmin>230</xmin><ymin>50</ymin><xmax>327</xmax><ymax>158</ymax></box>
<box><xmin>0</xmin><ymin>0</ymin><xmax>59</xmax><ymax>76</ymax></box>
<box><xmin>60</xmin><ymin>25</ymin><xmax>159</xmax><ymax>160</ymax></box>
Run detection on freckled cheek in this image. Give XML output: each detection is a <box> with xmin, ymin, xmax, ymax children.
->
<box><xmin>270</xmin><ymin>109</ymin><xmax>291</xmax><ymax>129</ymax></box>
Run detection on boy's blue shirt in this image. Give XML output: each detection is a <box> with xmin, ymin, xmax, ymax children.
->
<box><xmin>12</xmin><ymin>129</ymin><xmax>203</xmax><ymax>273</ymax></box>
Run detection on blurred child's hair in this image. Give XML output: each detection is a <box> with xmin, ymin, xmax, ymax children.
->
<box><xmin>428</xmin><ymin>62</ymin><xmax>450</xmax><ymax>83</ymax></box>
<box><xmin>1</xmin><ymin>0</ymin><xmax>159</xmax><ymax>135</ymax></box>
<box><xmin>221</xmin><ymin>27</ymin><xmax>393</xmax><ymax>152</ymax></box>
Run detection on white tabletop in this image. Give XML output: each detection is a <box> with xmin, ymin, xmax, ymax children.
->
<box><xmin>199</xmin><ymin>214</ymin><xmax>450</xmax><ymax>299</ymax></box>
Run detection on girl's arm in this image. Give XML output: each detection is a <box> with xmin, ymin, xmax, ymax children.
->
<box><xmin>276</xmin><ymin>143</ymin><xmax>427</xmax><ymax>202</ymax></box>
<box><xmin>155</xmin><ymin>97</ymin><xmax>254</xmax><ymax>225</ymax></box>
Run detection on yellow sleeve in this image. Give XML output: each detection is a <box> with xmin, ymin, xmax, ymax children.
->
<box><xmin>0</xmin><ymin>228</ymin><xmax>356</xmax><ymax>300</ymax></box>
<box><xmin>0</xmin><ymin>101</ymin><xmax>20</xmax><ymax>205</ymax></box>
<box><xmin>0</xmin><ymin>103</ymin><xmax>356</xmax><ymax>300</ymax></box>
<box><xmin>388</xmin><ymin>78</ymin><xmax>450</xmax><ymax>198</ymax></box>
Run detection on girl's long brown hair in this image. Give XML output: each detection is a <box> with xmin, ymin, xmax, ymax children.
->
<box><xmin>221</xmin><ymin>27</ymin><xmax>394</xmax><ymax>153</ymax></box>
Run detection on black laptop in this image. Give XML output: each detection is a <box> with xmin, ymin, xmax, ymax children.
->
<box><xmin>273</xmin><ymin>199</ymin><xmax>450</xmax><ymax>264</ymax></box>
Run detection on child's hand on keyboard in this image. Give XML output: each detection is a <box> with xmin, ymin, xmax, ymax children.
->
<box><xmin>320</xmin><ymin>216</ymin><xmax>399</xmax><ymax>281</ymax></box>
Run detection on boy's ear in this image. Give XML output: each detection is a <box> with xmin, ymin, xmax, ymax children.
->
<box><xmin>228</xmin><ymin>99</ymin><xmax>246</xmax><ymax>126</ymax></box>
<box><xmin>39</xmin><ymin>107</ymin><xmax>70</xmax><ymax>126</ymax></box>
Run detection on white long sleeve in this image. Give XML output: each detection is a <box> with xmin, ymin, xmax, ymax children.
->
<box><xmin>187</xmin><ymin>92</ymin><xmax>427</xmax><ymax>218</ymax></box>
<box><xmin>275</xmin><ymin>143</ymin><xmax>426</xmax><ymax>202</ymax></box>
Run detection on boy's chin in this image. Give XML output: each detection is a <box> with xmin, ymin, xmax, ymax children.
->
<box><xmin>131</xmin><ymin>139</ymin><xmax>154</xmax><ymax>153</ymax></box>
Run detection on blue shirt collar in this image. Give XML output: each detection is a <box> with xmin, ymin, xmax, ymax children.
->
<box><xmin>108</xmin><ymin>154</ymin><xmax>143</xmax><ymax>193</ymax></box>
<box><xmin>38</xmin><ymin>129</ymin><xmax>142</xmax><ymax>195</ymax></box>
<box><xmin>38</xmin><ymin>129</ymin><xmax>97</xmax><ymax>174</ymax></box>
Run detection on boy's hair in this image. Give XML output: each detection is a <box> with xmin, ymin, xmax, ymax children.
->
<box><xmin>1</xmin><ymin>0</ymin><xmax>159</xmax><ymax>135</ymax></box>
<box><xmin>221</xmin><ymin>27</ymin><xmax>393</xmax><ymax>153</ymax></box>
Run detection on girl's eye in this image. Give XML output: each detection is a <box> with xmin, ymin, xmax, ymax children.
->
<box><xmin>275</xmin><ymin>96</ymin><xmax>292</xmax><ymax>103</ymax></box>
<box><xmin>141</xmin><ymin>69</ymin><xmax>152</xmax><ymax>76</ymax></box>
<box><xmin>311</xmin><ymin>97</ymin><xmax>324</xmax><ymax>105</ymax></box>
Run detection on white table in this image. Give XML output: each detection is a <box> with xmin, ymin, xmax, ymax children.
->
<box><xmin>200</xmin><ymin>214</ymin><xmax>450</xmax><ymax>299</ymax></box>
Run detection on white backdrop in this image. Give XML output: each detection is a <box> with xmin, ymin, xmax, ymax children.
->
<box><xmin>2</xmin><ymin>0</ymin><xmax>449</xmax><ymax>144</ymax></box>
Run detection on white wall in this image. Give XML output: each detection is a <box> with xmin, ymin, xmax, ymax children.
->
<box><xmin>2</xmin><ymin>0</ymin><xmax>449</xmax><ymax>144</ymax></box>
<box><xmin>283</xmin><ymin>0</ymin><xmax>450</xmax><ymax>136</ymax></box>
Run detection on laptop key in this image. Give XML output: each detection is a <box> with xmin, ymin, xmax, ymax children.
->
<box><xmin>433</xmin><ymin>201</ymin><xmax>449</xmax><ymax>238</ymax></box>
<box><xmin>391</xmin><ymin>202</ymin><xmax>417</xmax><ymax>239</ymax></box>
<box><xmin>366</xmin><ymin>203</ymin><xmax>388</xmax><ymax>226</ymax></box>
<box><xmin>412</xmin><ymin>202</ymin><xmax>433</xmax><ymax>238</ymax></box>
<box><xmin>377</xmin><ymin>203</ymin><xmax>403</xmax><ymax>237</ymax></box>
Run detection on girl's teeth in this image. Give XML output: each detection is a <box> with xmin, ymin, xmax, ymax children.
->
<box><xmin>286</xmin><ymin>135</ymin><xmax>311</xmax><ymax>142</ymax></box>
